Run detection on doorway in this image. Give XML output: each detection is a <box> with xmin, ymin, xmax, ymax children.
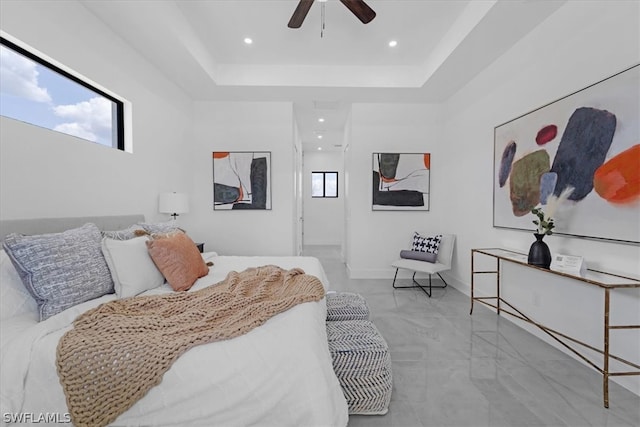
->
<box><xmin>293</xmin><ymin>101</ymin><xmax>350</xmax><ymax>261</ymax></box>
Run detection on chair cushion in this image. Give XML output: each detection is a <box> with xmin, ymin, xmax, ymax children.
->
<box><xmin>391</xmin><ymin>258</ymin><xmax>448</xmax><ymax>274</ymax></box>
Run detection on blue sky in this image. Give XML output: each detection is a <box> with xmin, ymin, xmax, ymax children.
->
<box><xmin>0</xmin><ymin>44</ymin><xmax>114</xmax><ymax>147</ymax></box>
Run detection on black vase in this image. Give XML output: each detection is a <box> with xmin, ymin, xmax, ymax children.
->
<box><xmin>528</xmin><ymin>233</ymin><xmax>551</xmax><ymax>269</ymax></box>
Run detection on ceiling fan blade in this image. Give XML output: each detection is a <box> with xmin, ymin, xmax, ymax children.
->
<box><xmin>288</xmin><ymin>0</ymin><xmax>315</xmax><ymax>28</ymax></box>
<box><xmin>339</xmin><ymin>0</ymin><xmax>376</xmax><ymax>24</ymax></box>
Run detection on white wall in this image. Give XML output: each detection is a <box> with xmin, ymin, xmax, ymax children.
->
<box><xmin>0</xmin><ymin>1</ymin><xmax>193</xmax><ymax>223</ymax></box>
<box><xmin>346</xmin><ymin>103</ymin><xmax>443</xmax><ymax>279</ymax></box>
<box><xmin>443</xmin><ymin>0</ymin><xmax>640</xmax><ymax>283</ymax></box>
<box><xmin>190</xmin><ymin>101</ymin><xmax>296</xmax><ymax>256</ymax></box>
<box><xmin>441</xmin><ymin>0</ymin><xmax>640</xmax><ymax>394</ymax></box>
<box><xmin>303</xmin><ymin>151</ymin><xmax>345</xmax><ymax>246</ymax></box>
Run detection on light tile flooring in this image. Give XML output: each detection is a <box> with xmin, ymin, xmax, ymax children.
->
<box><xmin>302</xmin><ymin>245</ymin><xmax>640</xmax><ymax>427</ymax></box>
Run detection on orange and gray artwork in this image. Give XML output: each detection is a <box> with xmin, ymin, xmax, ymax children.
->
<box><xmin>213</xmin><ymin>151</ymin><xmax>271</xmax><ymax>210</ymax></box>
<box><xmin>493</xmin><ymin>65</ymin><xmax>639</xmax><ymax>243</ymax></box>
<box><xmin>373</xmin><ymin>153</ymin><xmax>431</xmax><ymax>211</ymax></box>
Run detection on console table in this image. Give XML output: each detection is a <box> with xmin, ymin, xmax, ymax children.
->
<box><xmin>470</xmin><ymin>248</ymin><xmax>640</xmax><ymax>408</ymax></box>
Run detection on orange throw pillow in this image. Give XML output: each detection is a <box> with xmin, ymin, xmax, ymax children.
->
<box><xmin>146</xmin><ymin>232</ymin><xmax>209</xmax><ymax>291</ymax></box>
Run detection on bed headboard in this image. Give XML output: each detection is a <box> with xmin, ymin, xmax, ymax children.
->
<box><xmin>0</xmin><ymin>215</ymin><xmax>145</xmax><ymax>242</ymax></box>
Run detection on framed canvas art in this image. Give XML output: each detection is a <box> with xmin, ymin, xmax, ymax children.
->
<box><xmin>493</xmin><ymin>65</ymin><xmax>639</xmax><ymax>244</ymax></box>
<box><xmin>372</xmin><ymin>153</ymin><xmax>431</xmax><ymax>211</ymax></box>
<box><xmin>213</xmin><ymin>151</ymin><xmax>271</xmax><ymax>210</ymax></box>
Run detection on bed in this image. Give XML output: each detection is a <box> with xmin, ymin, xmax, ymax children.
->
<box><xmin>0</xmin><ymin>215</ymin><xmax>349</xmax><ymax>426</ymax></box>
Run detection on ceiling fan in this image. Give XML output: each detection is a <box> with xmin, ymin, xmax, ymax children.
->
<box><xmin>288</xmin><ymin>0</ymin><xmax>376</xmax><ymax>29</ymax></box>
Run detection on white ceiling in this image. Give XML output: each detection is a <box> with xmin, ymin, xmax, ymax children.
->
<box><xmin>80</xmin><ymin>0</ymin><xmax>566</xmax><ymax>151</ymax></box>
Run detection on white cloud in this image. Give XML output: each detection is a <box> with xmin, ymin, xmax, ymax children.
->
<box><xmin>1</xmin><ymin>45</ymin><xmax>115</xmax><ymax>146</ymax></box>
<box><xmin>53</xmin><ymin>97</ymin><xmax>113</xmax><ymax>144</ymax></box>
<box><xmin>0</xmin><ymin>45</ymin><xmax>52</xmax><ymax>103</ymax></box>
<box><xmin>53</xmin><ymin>122</ymin><xmax>97</xmax><ymax>142</ymax></box>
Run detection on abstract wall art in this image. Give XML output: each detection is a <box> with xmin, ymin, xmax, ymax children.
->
<box><xmin>493</xmin><ymin>65</ymin><xmax>639</xmax><ymax>244</ymax></box>
<box><xmin>213</xmin><ymin>151</ymin><xmax>271</xmax><ymax>210</ymax></box>
<box><xmin>372</xmin><ymin>153</ymin><xmax>431</xmax><ymax>211</ymax></box>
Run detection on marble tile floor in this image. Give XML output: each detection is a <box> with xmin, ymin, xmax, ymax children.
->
<box><xmin>302</xmin><ymin>245</ymin><xmax>640</xmax><ymax>427</ymax></box>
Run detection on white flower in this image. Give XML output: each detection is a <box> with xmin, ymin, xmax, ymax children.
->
<box><xmin>532</xmin><ymin>186</ymin><xmax>574</xmax><ymax>235</ymax></box>
<box><xmin>545</xmin><ymin>186</ymin><xmax>574</xmax><ymax>219</ymax></box>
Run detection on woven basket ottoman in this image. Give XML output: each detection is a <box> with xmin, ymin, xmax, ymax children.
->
<box><xmin>326</xmin><ymin>320</ymin><xmax>392</xmax><ymax>415</ymax></box>
<box><xmin>325</xmin><ymin>292</ymin><xmax>370</xmax><ymax>321</ymax></box>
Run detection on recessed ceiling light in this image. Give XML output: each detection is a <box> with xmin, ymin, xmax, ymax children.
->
<box><xmin>317</xmin><ymin>134</ymin><xmax>323</xmax><ymax>139</ymax></box>
<box><xmin>388</xmin><ymin>40</ymin><xmax>398</xmax><ymax>48</ymax></box>
<box><xmin>244</xmin><ymin>37</ymin><xmax>253</xmax><ymax>45</ymax></box>
<box><xmin>318</xmin><ymin>117</ymin><xmax>325</xmax><ymax>123</ymax></box>
<box><xmin>318</xmin><ymin>147</ymin><xmax>323</xmax><ymax>151</ymax></box>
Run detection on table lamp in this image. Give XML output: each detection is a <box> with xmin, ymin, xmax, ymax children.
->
<box><xmin>159</xmin><ymin>192</ymin><xmax>189</xmax><ymax>220</ymax></box>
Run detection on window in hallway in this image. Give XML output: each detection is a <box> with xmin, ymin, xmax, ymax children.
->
<box><xmin>311</xmin><ymin>171</ymin><xmax>338</xmax><ymax>198</ymax></box>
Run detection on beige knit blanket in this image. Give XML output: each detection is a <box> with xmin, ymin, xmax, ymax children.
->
<box><xmin>56</xmin><ymin>265</ymin><xmax>325</xmax><ymax>427</ymax></box>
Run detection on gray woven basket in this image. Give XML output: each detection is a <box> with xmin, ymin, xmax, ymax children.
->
<box><xmin>326</xmin><ymin>292</ymin><xmax>370</xmax><ymax>321</ymax></box>
<box><xmin>327</xmin><ymin>320</ymin><xmax>392</xmax><ymax>415</ymax></box>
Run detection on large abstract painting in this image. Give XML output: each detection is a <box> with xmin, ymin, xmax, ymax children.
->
<box><xmin>494</xmin><ymin>65</ymin><xmax>639</xmax><ymax>244</ymax></box>
<box><xmin>213</xmin><ymin>151</ymin><xmax>271</xmax><ymax>210</ymax></box>
<box><xmin>373</xmin><ymin>153</ymin><xmax>431</xmax><ymax>211</ymax></box>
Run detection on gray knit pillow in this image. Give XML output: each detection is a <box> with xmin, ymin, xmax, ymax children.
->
<box><xmin>102</xmin><ymin>224</ymin><xmax>144</xmax><ymax>241</ymax></box>
<box><xmin>137</xmin><ymin>222</ymin><xmax>182</xmax><ymax>235</ymax></box>
<box><xmin>2</xmin><ymin>223</ymin><xmax>114</xmax><ymax>321</ymax></box>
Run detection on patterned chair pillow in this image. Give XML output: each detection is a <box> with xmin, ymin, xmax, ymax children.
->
<box><xmin>2</xmin><ymin>223</ymin><xmax>114</xmax><ymax>321</ymax></box>
<box><xmin>411</xmin><ymin>232</ymin><xmax>442</xmax><ymax>254</ymax></box>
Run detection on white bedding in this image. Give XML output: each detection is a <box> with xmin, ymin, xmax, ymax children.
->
<box><xmin>0</xmin><ymin>253</ymin><xmax>348</xmax><ymax>426</ymax></box>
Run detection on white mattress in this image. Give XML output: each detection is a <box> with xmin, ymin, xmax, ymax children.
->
<box><xmin>0</xmin><ymin>254</ymin><xmax>348</xmax><ymax>426</ymax></box>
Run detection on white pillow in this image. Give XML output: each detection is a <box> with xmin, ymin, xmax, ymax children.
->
<box><xmin>101</xmin><ymin>237</ymin><xmax>165</xmax><ymax>298</ymax></box>
<box><xmin>0</xmin><ymin>249</ymin><xmax>38</xmax><ymax>321</ymax></box>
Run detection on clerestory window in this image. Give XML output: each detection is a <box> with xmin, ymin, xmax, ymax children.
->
<box><xmin>0</xmin><ymin>36</ymin><xmax>125</xmax><ymax>150</ymax></box>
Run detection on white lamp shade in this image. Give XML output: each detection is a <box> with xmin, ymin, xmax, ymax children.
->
<box><xmin>159</xmin><ymin>192</ymin><xmax>189</xmax><ymax>214</ymax></box>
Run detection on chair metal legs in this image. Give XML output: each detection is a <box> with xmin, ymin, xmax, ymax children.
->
<box><xmin>392</xmin><ymin>268</ymin><xmax>448</xmax><ymax>297</ymax></box>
